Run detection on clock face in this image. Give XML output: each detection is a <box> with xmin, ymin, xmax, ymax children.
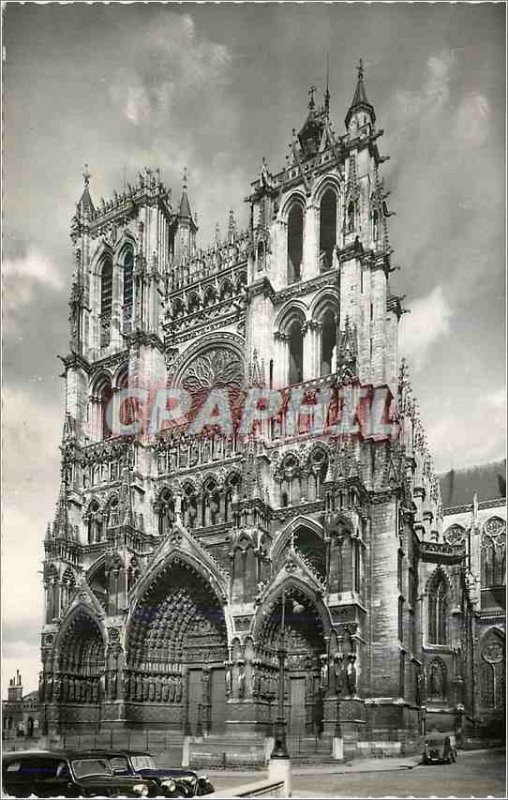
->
<box><xmin>444</xmin><ymin>525</ymin><xmax>465</xmax><ymax>546</ymax></box>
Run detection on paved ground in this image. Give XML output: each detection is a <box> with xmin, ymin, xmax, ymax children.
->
<box><xmin>208</xmin><ymin>748</ymin><xmax>506</xmax><ymax>798</ymax></box>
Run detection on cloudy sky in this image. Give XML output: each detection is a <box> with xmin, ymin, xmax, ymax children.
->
<box><xmin>3</xmin><ymin>2</ymin><xmax>505</xmax><ymax>692</ymax></box>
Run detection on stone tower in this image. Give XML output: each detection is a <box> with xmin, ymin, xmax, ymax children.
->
<box><xmin>40</xmin><ymin>65</ymin><xmax>483</xmax><ymax>761</ymax></box>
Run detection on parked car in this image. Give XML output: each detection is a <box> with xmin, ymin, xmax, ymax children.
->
<box><xmin>423</xmin><ymin>731</ymin><xmax>458</xmax><ymax>765</ymax></box>
<box><xmin>2</xmin><ymin>749</ymin><xmax>159</xmax><ymax>797</ymax></box>
<box><xmin>89</xmin><ymin>750</ymin><xmax>215</xmax><ymax>797</ymax></box>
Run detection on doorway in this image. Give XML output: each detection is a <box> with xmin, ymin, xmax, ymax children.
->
<box><xmin>187</xmin><ymin>669</ymin><xmax>202</xmax><ymax>735</ymax></box>
<box><xmin>289</xmin><ymin>676</ymin><xmax>306</xmax><ymax>736</ymax></box>
<box><xmin>210</xmin><ymin>668</ymin><xmax>227</xmax><ymax>733</ymax></box>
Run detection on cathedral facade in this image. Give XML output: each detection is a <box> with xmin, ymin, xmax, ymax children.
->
<box><xmin>40</xmin><ymin>66</ymin><xmax>505</xmax><ymax>760</ymax></box>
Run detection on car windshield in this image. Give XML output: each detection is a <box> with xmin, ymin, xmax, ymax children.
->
<box><xmin>109</xmin><ymin>756</ymin><xmax>130</xmax><ymax>773</ymax></box>
<box><xmin>131</xmin><ymin>755</ymin><xmax>156</xmax><ymax>770</ymax></box>
<box><xmin>71</xmin><ymin>758</ymin><xmax>113</xmax><ymax>779</ymax></box>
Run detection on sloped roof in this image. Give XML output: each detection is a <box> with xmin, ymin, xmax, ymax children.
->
<box><xmin>350</xmin><ymin>74</ymin><xmax>369</xmax><ymax>108</ymax></box>
<box><xmin>439</xmin><ymin>459</ymin><xmax>506</xmax><ymax>509</ymax></box>
<box><xmin>77</xmin><ymin>185</ymin><xmax>94</xmax><ymax>213</ymax></box>
<box><xmin>179</xmin><ymin>188</ymin><xmax>192</xmax><ymax>219</ymax></box>
<box><xmin>345</xmin><ymin>69</ymin><xmax>376</xmax><ymax>127</ymax></box>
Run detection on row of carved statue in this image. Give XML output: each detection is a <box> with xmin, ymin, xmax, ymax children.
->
<box><xmin>123</xmin><ymin>673</ymin><xmax>184</xmax><ymax>703</ymax></box>
<box><xmin>40</xmin><ymin>675</ymin><xmax>101</xmax><ymax>704</ymax></box>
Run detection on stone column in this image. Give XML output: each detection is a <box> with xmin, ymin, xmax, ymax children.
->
<box><xmin>302</xmin><ymin>200</ymin><xmax>318</xmax><ymax>281</ymax></box>
<box><xmin>274</xmin><ymin>332</ymin><xmax>289</xmax><ymax>390</ymax></box>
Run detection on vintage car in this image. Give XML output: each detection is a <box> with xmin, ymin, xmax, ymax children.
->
<box><xmin>423</xmin><ymin>732</ymin><xmax>458</xmax><ymax>765</ymax></box>
<box><xmin>2</xmin><ymin>749</ymin><xmax>159</xmax><ymax>797</ymax></box>
<box><xmin>89</xmin><ymin>750</ymin><xmax>215</xmax><ymax>797</ymax></box>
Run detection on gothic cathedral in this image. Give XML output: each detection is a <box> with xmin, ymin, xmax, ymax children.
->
<box><xmin>40</xmin><ymin>65</ymin><xmax>505</xmax><ymax>761</ymax></box>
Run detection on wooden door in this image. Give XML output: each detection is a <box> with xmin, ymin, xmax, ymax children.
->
<box><xmin>187</xmin><ymin>669</ymin><xmax>202</xmax><ymax>734</ymax></box>
<box><xmin>210</xmin><ymin>668</ymin><xmax>227</xmax><ymax>733</ymax></box>
<box><xmin>289</xmin><ymin>676</ymin><xmax>306</xmax><ymax>736</ymax></box>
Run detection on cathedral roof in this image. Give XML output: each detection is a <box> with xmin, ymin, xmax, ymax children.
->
<box><xmin>439</xmin><ymin>459</ymin><xmax>506</xmax><ymax>509</ymax></box>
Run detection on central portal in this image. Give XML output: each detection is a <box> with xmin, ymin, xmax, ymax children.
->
<box><xmin>127</xmin><ymin>558</ymin><xmax>228</xmax><ymax>733</ymax></box>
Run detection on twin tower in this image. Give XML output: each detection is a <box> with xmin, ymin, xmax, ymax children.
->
<box><xmin>40</xmin><ymin>66</ymin><xmax>469</xmax><ymax>762</ymax></box>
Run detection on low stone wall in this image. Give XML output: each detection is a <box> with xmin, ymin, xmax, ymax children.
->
<box><xmin>356</xmin><ymin>740</ymin><xmax>402</xmax><ymax>757</ymax></box>
<box><xmin>188</xmin><ymin>735</ymin><xmax>269</xmax><ymax>769</ymax></box>
<box><xmin>208</xmin><ymin>779</ymin><xmax>286</xmax><ymax>798</ymax></box>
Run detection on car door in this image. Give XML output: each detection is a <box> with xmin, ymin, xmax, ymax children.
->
<box><xmin>3</xmin><ymin>756</ymin><xmax>48</xmax><ymax>798</ymax></box>
<box><xmin>38</xmin><ymin>759</ymin><xmax>81</xmax><ymax>798</ymax></box>
<box><xmin>3</xmin><ymin>758</ymin><xmax>33</xmax><ymax>798</ymax></box>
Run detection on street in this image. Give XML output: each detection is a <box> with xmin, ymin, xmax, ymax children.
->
<box><xmin>209</xmin><ymin>749</ymin><xmax>506</xmax><ymax>798</ymax></box>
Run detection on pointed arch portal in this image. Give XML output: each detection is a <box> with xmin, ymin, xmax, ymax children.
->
<box><xmin>55</xmin><ymin>609</ymin><xmax>106</xmax><ymax>727</ymax></box>
<box><xmin>127</xmin><ymin>558</ymin><xmax>228</xmax><ymax>734</ymax></box>
<box><xmin>256</xmin><ymin>585</ymin><xmax>326</xmax><ymax>737</ymax></box>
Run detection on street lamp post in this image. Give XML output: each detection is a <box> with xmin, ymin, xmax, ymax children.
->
<box><xmin>271</xmin><ymin>588</ymin><xmax>289</xmax><ymax>759</ymax></box>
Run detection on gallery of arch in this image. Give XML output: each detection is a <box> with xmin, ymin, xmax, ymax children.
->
<box><xmin>38</xmin><ymin>65</ymin><xmax>505</xmax><ymax>763</ymax></box>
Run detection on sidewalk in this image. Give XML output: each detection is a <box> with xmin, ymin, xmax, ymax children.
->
<box><xmin>207</xmin><ymin>754</ymin><xmax>421</xmax><ymax>780</ymax></box>
<box><xmin>293</xmin><ymin>755</ymin><xmax>421</xmax><ymax>775</ymax></box>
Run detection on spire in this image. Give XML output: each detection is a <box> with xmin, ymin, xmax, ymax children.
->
<box><xmin>345</xmin><ymin>59</ymin><xmax>376</xmax><ymax>129</ymax></box>
<box><xmin>241</xmin><ymin>438</ymin><xmax>262</xmax><ymax>500</ymax></box>
<box><xmin>77</xmin><ymin>163</ymin><xmax>94</xmax><ymax>214</ymax></box>
<box><xmin>308</xmin><ymin>84</ymin><xmax>317</xmax><ymax>111</ymax></box>
<box><xmin>324</xmin><ymin>54</ymin><xmax>330</xmax><ymax>115</ymax></box>
<box><xmin>53</xmin><ymin>478</ymin><xmax>71</xmax><ymax>539</ymax></box>
<box><xmin>119</xmin><ymin>466</ymin><xmax>135</xmax><ymax>528</ymax></box>
<box><xmin>336</xmin><ymin>316</ymin><xmax>358</xmax><ymax>380</ymax></box>
<box><xmin>249</xmin><ymin>349</ymin><xmax>265</xmax><ymax>388</ymax></box>
<box><xmin>227</xmin><ymin>209</ymin><xmax>237</xmax><ymax>243</ymax></box>
<box><xmin>178</xmin><ymin>167</ymin><xmax>193</xmax><ymax>219</ymax></box>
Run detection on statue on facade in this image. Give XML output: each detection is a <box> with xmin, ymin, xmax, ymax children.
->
<box><xmin>429</xmin><ymin>661</ymin><xmax>443</xmax><ymax>698</ymax></box>
<box><xmin>175</xmin><ymin>492</ymin><xmax>183</xmax><ymax>521</ymax></box>
<box><xmin>237</xmin><ymin>661</ymin><xmax>246</xmax><ymax>699</ymax></box>
<box><xmin>346</xmin><ymin>653</ymin><xmax>357</xmax><ymax>696</ymax></box>
<box><xmin>415</xmin><ymin>667</ymin><xmax>423</xmax><ymax>707</ymax></box>
<box><xmin>319</xmin><ymin>654</ymin><xmax>329</xmax><ymax>691</ymax></box>
<box><xmin>333</xmin><ymin>652</ymin><xmax>345</xmax><ymax>695</ymax></box>
<box><xmin>225</xmin><ymin>662</ymin><xmax>233</xmax><ymax>696</ymax></box>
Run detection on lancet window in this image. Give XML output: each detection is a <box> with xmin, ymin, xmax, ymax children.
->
<box><xmin>319</xmin><ymin>189</ymin><xmax>337</xmax><ymax>271</ymax></box>
<box><xmin>288</xmin><ymin>321</ymin><xmax>303</xmax><ymax>385</ymax></box>
<box><xmin>100</xmin><ymin>255</ymin><xmax>113</xmax><ymax>347</ymax></box>
<box><xmin>428</xmin><ymin>572</ymin><xmax>449</xmax><ymax>645</ymax></box>
<box><xmin>320</xmin><ymin>309</ymin><xmax>337</xmax><ymax>376</ymax></box>
<box><xmin>122</xmin><ymin>248</ymin><xmax>134</xmax><ymax>332</ymax></box>
<box><xmin>481</xmin><ymin>518</ymin><xmax>506</xmax><ymax>587</ymax></box>
<box><xmin>479</xmin><ymin>630</ymin><xmax>505</xmax><ymax>709</ymax></box>
<box><xmin>287</xmin><ymin>203</ymin><xmax>303</xmax><ymax>284</ymax></box>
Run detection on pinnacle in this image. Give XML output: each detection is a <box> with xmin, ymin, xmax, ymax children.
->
<box><xmin>345</xmin><ymin>59</ymin><xmax>376</xmax><ymax>129</ymax></box>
